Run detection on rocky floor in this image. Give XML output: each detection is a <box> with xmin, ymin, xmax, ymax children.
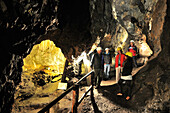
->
<box><xmin>81</xmin><ymin>87</ymin><xmax>137</xmax><ymax>113</ymax></box>
<box><xmin>81</xmin><ymin>85</ymin><xmax>166</xmax><ymax>113</ymax></box>
<box><xmin>11</xmin><ymin>60</ymin><xmax>169</xmax><ymax>113</ymax></box>
<box><xmin>11</xmin><ymin>71</ymin><xmax>68</xmax><ymax>113</ymax></box>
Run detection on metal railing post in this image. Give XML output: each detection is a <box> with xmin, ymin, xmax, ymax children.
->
<box><xmin>91</xmin><ymin>72</ymin><xmax>94</xmax><ymax>100</ymax></box>
<box><xmin>46</xmin><ymin>109</ymin><xmax>49</xmax><ymax>113</ymax></box>
<box><xmin>38</xmin><ymin>70</ymin><xmax>94</xmax><ymax>113</ymax></box>
<box><xmin>72</xmin><ymin>84</ymin><xmax>79</xmax><ymax>113</ymax></box>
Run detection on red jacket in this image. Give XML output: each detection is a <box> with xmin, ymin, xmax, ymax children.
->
<box><xmin>128</xmin><ymin>45</ymin><xmax>137</xmax><ymax>56</ymax></box>
<box><xmin>115</xmin><ymin>53</ymin><xmax>125</xmax><ymax>68</ymax></box>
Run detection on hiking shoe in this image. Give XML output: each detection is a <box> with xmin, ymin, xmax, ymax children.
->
<box><xmin>126</xmin><ymin>96</ymin><xmax>130</xmax><ymax>100</ymax></box>
<box><xmin>117</xmin><ymin>93</ymin><xmax>123</xmax><ymax>96</ymax></box>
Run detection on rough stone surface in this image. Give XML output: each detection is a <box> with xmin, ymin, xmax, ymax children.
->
<box><xmin>83</xmin><ymin>0</ymin><xmax>169</xmax><ymax>112</ymax></box>
<box><xmin>0</xmin><ymin>0</ymin><xmax>59</xmax><ymax>112</ymax></box>
<box><xmin>0</xmin><ymin>0</ymin><xmax>169</xmax><ymax>112</ymax></box>
<box><xmin>85</xmin><ymin>0</ymin><xmax>169</xmax><ymax>112</ymax></box>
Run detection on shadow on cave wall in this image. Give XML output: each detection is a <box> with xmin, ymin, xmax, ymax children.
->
<box><xmin>36</xmin><ymin>0</ymin><xmax>92</xmax><ymax>61</ymax></box>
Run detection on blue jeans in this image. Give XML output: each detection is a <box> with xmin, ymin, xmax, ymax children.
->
<box><xmin>104</xmin><ymin>64</ymin><xmax>110</xmax><ymax>79</ymax></box>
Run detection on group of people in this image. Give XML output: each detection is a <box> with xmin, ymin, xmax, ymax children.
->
<box><xmin>90</xmin><ymin>40</ymin><xmax>138</xmax><ymax>100</ymax></box>
<box><xmin>90</xmin><ymin>47</ymin><xmax>112</xmax><ymax>89</ymax></box>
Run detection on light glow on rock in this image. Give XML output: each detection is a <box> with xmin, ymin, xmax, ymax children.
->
<box><xmin>23</xmin><ymin>40</ymin><xmax>66</xmax><ymax>75</ymax></box>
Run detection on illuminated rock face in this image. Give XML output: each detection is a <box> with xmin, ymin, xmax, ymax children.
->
<box><xmin>23</xmin><ymin>40</ymin><xmax>66</xmax><ymax>75</ymax></box>
<box><xmin>90</xmin><ymin>0</ymin><xmax>157</xmax><ymax>58</ymax></box>
<box><xmin>11</xmin><ymin>40</ymin><xmax>67</xmax><ymax>112</ymax></box>
<box><xmin>0</xmin><ymin>0</ymin><xmax>169</xmax><ymax>112</ymax></box>
<box><xmin>136</xmin><ymin>34</ymin><xmax>153</xmax><ymax>57</ymax></box>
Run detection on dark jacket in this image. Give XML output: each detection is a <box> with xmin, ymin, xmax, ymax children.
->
<box><xmin>122</xmin><ymin>57</ymin><xmax>133</xmax><ymax>76</ymax></box>
<box><xmin>103</xmin><ymin>52</ymin><xmax>112</xmax><ymax>64</ymax></box>
<box><xmin>91</xmin><ymin>53</ymin><xmax>104</xmax><ymax>69</ymax></box>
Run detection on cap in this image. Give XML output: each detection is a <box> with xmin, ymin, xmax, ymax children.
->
<box><xmin>130</xmin><ymin>40</ymin><xmax>134</xmax><ymax>43</ymax></box>
<box><xmin>125</xmin><ymin>52</ymin><xmax>133</xmax><ymax>57</ymax></box>
<box><xmin>105</xmin><ymin>48</ymin><xmax>109</xmax><ymax>51</ymax></box>
<box><xmin>97</xmin><ymin>47</ymin><xmax>102</xmax><ymax>51</ymax></box>
<box><xmin>117</xmin><ymin>47</ymin><xmax>122</xmax><ymax>51</ymax></box>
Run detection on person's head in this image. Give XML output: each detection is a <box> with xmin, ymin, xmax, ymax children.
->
<box><xmin>125</xmin><ymin>52</ymin><xmax>133</xmax><ymax>59</ymax></box>
<box><xmin>117</xmin><ymin>47</ymin><xmax>122</xmax><ymax>54</ymax></box>
<box><xmin>130</xmin><ymin>40</ymin><xmax>134</xmax><ymax>46</ymax></box>
<box><xmin>105</xmin><ymin>48</ymin><xmax>109</xmax><ymax>54</ymax></box>
<box><xmin>97</xmin><ymin>47</ymin><xmax>102</xmax><ymax>54</ymax></box>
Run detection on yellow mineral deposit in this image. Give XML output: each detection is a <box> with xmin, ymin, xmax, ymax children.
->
<box><xmin>23</xmin><ymin>40</ymin><xmax>66</xmax><ymax>75</ymax></box>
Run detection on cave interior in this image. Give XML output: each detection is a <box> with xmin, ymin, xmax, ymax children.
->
<box><xmin>0</xmin><ymin>0</ymin><xmax>169</xmax><ymax>112</ymax></box>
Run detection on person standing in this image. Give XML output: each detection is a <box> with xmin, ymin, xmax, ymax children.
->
<box><xmin>103</xmin><ymin>48</ymin><xmax>112</xmax><ymax>80</ymax></box>
<box><xmin>115</xmin><ymin>47</ymin><xmax>125</xmax><ymax>83</ymax></box>
<box><xmin>128</xmin><ymin>40</ymin><xmax>138</xmax><ymax>67</ymax></box>
<box><xmin>91</xmin><ymin>47</ymin><xmax>104</xmax><ymax>88</ymax></box>
<box><xmin>117</xmin><ymin>52</ymin><xmax>133</xmax><ymax>100</ymax></box>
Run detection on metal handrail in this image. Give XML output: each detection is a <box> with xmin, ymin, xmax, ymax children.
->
<box><xmin>38</xmin><ymin>86</ymin><xmax>74</xmax><ymax>113</ymax></box>
<box><xmin>76</xmin><ymin>70</ymin><xmax>94</xmax><ymax>84</ymax></box>
<box><xmin>78</xmin><ymin>85</ymin><xmax>92</xmax><ymax>106</ymax></box>
<box><xmin>38</xmin><ymin>70</ymin><xmax>94</xmax><ymax>113</ymax></box>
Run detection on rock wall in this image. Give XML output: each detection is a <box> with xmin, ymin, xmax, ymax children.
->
<box><xmin>0</xmin><ymin>0</ymin><xmax>92</xmax><ymax>112</ymax></box>
<box><xmin>133</xmin><ymin>0</ymin><xmax>169</xmax><ymax>111</ymax></box>
<box><xmin>0</xmin><ymin>0</ymin><xmax>59</xmax><ymax>112</ymax></box>
<box><xmin>23</xmin><ymin>40</ymin><xmax>66</xmax><ymax>73</ymax></box>
<box><xmin>89</xmin><ymin>0</ymin><xmax>169</xmax><ymax>111</ymax></box>
<box><xmin>0</xmin><ymin>0</ymin><xmax>169</xmax><ymax>112</ymax></box>
<box><xmin>89</xmin><ymin>0</ymin><xmax>161</xmax><ymax>57</ymax></box>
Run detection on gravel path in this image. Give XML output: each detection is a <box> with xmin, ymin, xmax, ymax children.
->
<box><xmin>81</xmin><ymin>86</ymin><xmax>139</xmax><ymax>113</ymax></box>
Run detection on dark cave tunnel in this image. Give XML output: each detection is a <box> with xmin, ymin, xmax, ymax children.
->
<box><xmin>0</xmin><ymin>0</ymin><xmax>170</xmax><ymax>112</ymax></box>
<box><xmin>35</xmin><ymin>0</ymin><xmax>92</xmax><ymax>61</ymax></box>
<box><xmin>57</xmin><ymin>0</ymin><xmax>91</xmax><ymax>31</ymax></box>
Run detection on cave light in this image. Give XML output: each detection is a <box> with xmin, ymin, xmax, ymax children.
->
<box><xmin>22</xmin><ymin>40</ymin><xmax>66</xmax><ymax>76</ymax></box>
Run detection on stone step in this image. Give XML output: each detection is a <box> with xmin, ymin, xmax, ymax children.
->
<box><xmin>101</xmin><ymin>78</ymin><xmax>116</xmax><ymax>86</ymax></box>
